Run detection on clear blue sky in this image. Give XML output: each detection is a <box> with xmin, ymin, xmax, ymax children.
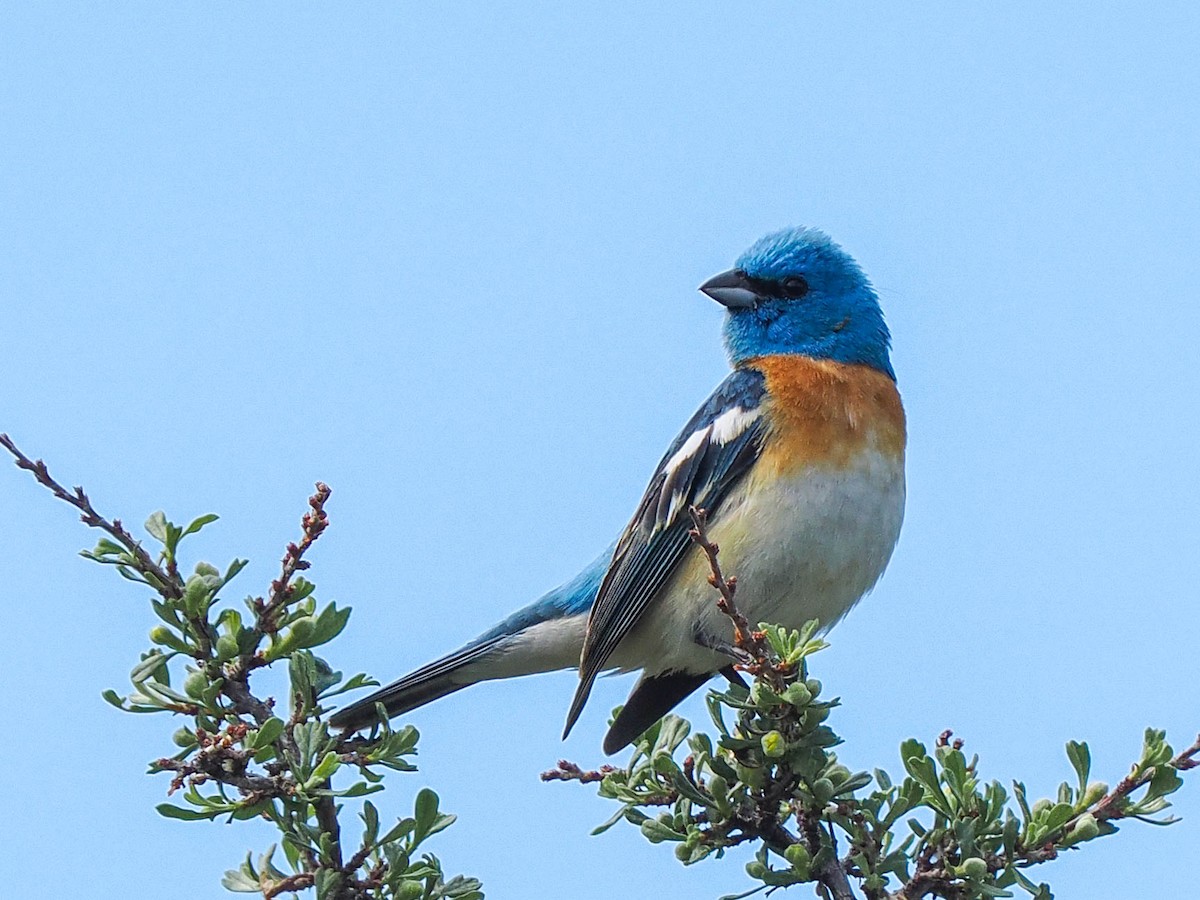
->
<box><xmin>2</xmin><ymin>4</ymin><xmax>1198</xmax><ymax>898</ymax></box>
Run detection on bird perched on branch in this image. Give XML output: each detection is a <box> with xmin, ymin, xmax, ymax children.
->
<box><xmin>332</xmin><ymin>227</ymin><xmax>906</xmax><ymax>754</ymax></box>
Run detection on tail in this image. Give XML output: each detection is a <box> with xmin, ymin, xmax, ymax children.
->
<box><xmin>330</xmin><ymin>637</ymin><xmax>507</xmax><ymax>730</ymax></box>
<box><xmin>332</xmin><ymin>546</ymin><xmax>613</xmax><ymax>733</ymax></box>
<box><xmin>601</xmin><ymin>670</ymin><xmax>712</xmax><ymax>754</ymax></box>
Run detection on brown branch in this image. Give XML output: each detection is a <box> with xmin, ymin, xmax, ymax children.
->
<box><xmin>263</xmin><ymin>872</ymin><xmax>315</xmax><ymax>899</ymax></box>
<box><xmin>541</xmin><ymin>760</ymin><xmax>616</xmax><ymax>783</ymax></box>
<box><xmin>817</xmin><ymin>857</ymin><xmax>860</xmax><ymax>900</ymax></box>
<box><xmin>254</xmin><ymin>482</ymin><xmax>331</xmax><ymax>635</ymax></box>
<box><xmin>688</xmin><ymin>504</ymin><xmax>862</xmax><ymax>900</ymax></box>
<box><xmin>1</xmin><ymin>433</ymin><xmax>181</xmax><ymax>598</ymax></box>
<box><xmin>686</xmin><ymin>506</ymin><xmax>772</xmax><ymax>665</ymax></box>
<box><xmin>1090</xmin><ymin>732</ymin><xmax>1200</xmax><ymax>824</ymax></box>
<box><xmin>885</xmin><ymin>733</ymin><xmax>1200</xmax><ymax>900</ymax></box>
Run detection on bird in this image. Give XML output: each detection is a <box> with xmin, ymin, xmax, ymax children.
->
<box><xmin>332</xmin><ymin>226</ymin><xmax>906</xmax><ymax>754</ymax></box>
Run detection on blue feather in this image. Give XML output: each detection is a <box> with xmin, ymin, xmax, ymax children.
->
<box><xmin>723</xmin><ymin>226</ymin><xmax>894</xmax><ymax>378</ymax></box>
<box><xmin>471</xmin><ymin>545</ymin><xmax>612</xmax><ymax>644</ymax></box>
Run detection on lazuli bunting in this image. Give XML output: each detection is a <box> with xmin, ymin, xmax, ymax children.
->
<box><xmin>333</xmin><ymin>227</ymin><xmax>905</xmax><ymax>754</ymax></box>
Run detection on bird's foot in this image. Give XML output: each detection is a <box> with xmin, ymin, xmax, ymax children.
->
<box><xmin>695</xmin><ymin>631</ymin><xmax>756</xmax><ymax>667</ymax></box>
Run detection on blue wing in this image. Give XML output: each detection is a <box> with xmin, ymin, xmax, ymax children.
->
<box><xmin>562</xmin><ymin>367</ymin><xmax>768</xmax><ymax>736</ymax></box>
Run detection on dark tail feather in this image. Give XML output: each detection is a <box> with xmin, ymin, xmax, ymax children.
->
<box><xmin>602</xmin><ymin>671</ymin><xmax>712</xmax><ymax>755</ymax></box>
<box><xmin>330</xmin><ymin>637</ymin><xmax>501</xmax><ymax>731</ymax></box>
<box><xmin>330</xmin><ymin>678</ymin><xmax>469</xmax><ymax>731</ymax></box>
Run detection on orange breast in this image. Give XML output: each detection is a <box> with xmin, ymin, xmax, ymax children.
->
<box><xmin>747</xmin><ymin>355</ymin><xmax>906</xmax><ymax>477</ymax></box>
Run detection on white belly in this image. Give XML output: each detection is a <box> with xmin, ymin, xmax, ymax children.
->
<box><xmin>613</xmin><ymin>447</ymin><xmax>905</xmax><ymax>675</ymax></box>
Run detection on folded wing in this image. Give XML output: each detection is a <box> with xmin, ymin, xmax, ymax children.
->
<box><xmin>563</xmin><ymin>367</ymin><xmax>768</xmax><ymax>738</ymax></box>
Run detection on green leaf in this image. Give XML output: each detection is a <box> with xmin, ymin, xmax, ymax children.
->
<box><xmin>156</xmin><ymin>802</ymin><xmax>217</xmax><ymax>821</ymax></box>
<box><xmin>640</xmin><ymin>816</ymin><xmax>685</xmax><ymax>843</ymax></box>
<box><xmin>164</xmin><ymin>520</ymin><xmax>183</xmax><ymax>555</ymax></box>
<box><xmin>309</xmin><ymin>751</ymin><xmax>341</xmax><ymax>784</ymax></box>
<box><xmin>221</xmin><ymin>855</ymin><xmax>260</xmax><ymax>893</ymax></box>
<box><xmin>1066</xmin><ymin>740</ymin><xmax>1091</xmax><ymax>792</ymax></box>
<box><xmin>252</xmin><ymin>717</ymin><xmax>286</xmax><ymax>751</ymax></box>
<box><xmin>1043</xmin><ymin>801</ymin><xmax>1076</xmax><ymax>833</ymax></box>
<box><xmin>100</xmin><ymin>688</ymin><xmax>160</xmax><ymax>713</ymax></box>
<box><xmin>223</xmin><ymin>558</ymin><xmax>249</xmax><ymax>585</ymax></box>
<box><xmin>183</xmin><ymin>513</ymin><xmax>219</xmax><ymax>537</ymax></box>
<box><xmin>318</xmin><ymin>671</ymin><xmax>380</xmax><ymax>700</ymax></box>
<box><xmin>378</xmin><ymin>816</ymin><xmax>416</xmax><ymax>847</ymax></box>
<box><xmin>335</xmin><ymin>781</ymin><xmax>384</xmax><ymax>799</ymax></box>
<box><xmin>833</xmin><ymin>771</ymin><xmax>873</xmax><ymax>798</ymax></box>
<box><xmin>359</xmin><ymin>800</ymin><xmax>381</xmax><ymax>847</ymax></box>
<box><xmin>315</xmin><ymin>868</ymin><xmax>343</xmax><ymax>900</ymax></box>
<box><xmin>1149</xmin><ymin>765</ymin><xmax>1184</xmax><ymax>798</ymax></box>
<box><xmin>966</xmin><ymin>881</ymin><xmax>1013</xmax><ymax>899</ymax></box>
<box><xmin>130</xmin><ymin>651</ymin><xmax>172</xmax><ymax>685</ymax></box>
<box><xmin>591</xmin><ymin>805</ymin><xmax>635</xmax><ymax>835</ymax></box>
<box><xmin>309</xmin><ymin>602</ymin><xmax>352</xmax><ymax>647</ymax></box>
<box><xmin>412</xmin><ymin>788</ymin><xmax>456</xmax><ymax>844</ymax></box>
<box><xmin>669</xmin><ymin>771</ymin><xmax>714</xmax><ymax>806</ymax></box>
<box><xmin>144</xmin><ymin>510</ymin><xmax>169</xmax><ymax>543</ymax></box>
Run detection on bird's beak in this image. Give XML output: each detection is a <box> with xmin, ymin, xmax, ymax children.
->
<box><xmin>699</xmin><ymin>269</ymin><xmax>759</xmax><ymax>309</ymax></box>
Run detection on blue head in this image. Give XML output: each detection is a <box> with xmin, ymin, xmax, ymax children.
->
<box><xmin>700</xmin><ymin>227</ymin><xmax>893</xmax><ymax>379</ymax></box>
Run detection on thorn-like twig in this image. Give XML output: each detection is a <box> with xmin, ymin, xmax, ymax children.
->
<box><xmin>1</xmin><ymin>433</ymin><xmax>181</xmax><ymax>597</ymax></box>
<box><xmin>686</xmin><ymin>506</ymin><xmax>772</xmax><ymax>666</ymax></box>
<box><xmin>253</xmin><ymin>482</ymin><xmax>332</xmax><ymax>634</ymax></box>
<box><xmin>540</xmin><ymin>760</ymin><xmax>616</xmax><ymax>783</ymax></box>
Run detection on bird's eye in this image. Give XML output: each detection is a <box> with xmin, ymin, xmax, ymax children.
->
<box><xmin>781</xmin><ymin>275</ymin><xmax>809</xmax><ymax>298</ymax></box>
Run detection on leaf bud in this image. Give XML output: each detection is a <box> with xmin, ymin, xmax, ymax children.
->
<box><xmin>782</xmin><ymin>683</ymin><xmax>813</xmax><ymax>707</ymax></box>
<box><xmin>215</xmin><ymin>634</ymin><xmax>240</xmax><ymax>661</ymax></box>
<box><xmin>1080</xmin><ymin>782</ymin><xmax>1109</xmax><ymax>807</ymax></box>
<box><xmin>960</xmin><ymin>857</ymin><xmax>987</xmax><ymax>880</ymax></box>
<box><xmin>1063</xmin><ymin>813</ymin><xmax>1101</xmax><ymax>845</ymax></box>
<box><xmin>761</xmin><ymin>731</ymin><xmax>786</xmax><ymax>758</ymax></box>
<box><xmin>183</xmin><ymin>670</ymin><xmax>209</xmax><ymax>699</ymax></box>
<box><xmin>784</xmin><ymin>843</ymin><xmax>811</xmax><ymax>871</ymax></box>
<box><xmin>148</xmin><ymin>625</ymin><xmax>189</xmax><ymax>652</ymax></box>
<box><xmin>182</xmin><ymin>574</ymin><xmax>211</xmax><ymax>612</ymax></box>
<box><xmin>812</xmin><ymin>777</ymin><xmax>835</xmax><ymax>805</ymax></box>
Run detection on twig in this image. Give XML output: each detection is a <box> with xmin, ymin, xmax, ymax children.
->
<box><xmin>1091</xmin><ymin>733</ymin><xmax>1200</xmax><ymax>824</ymax></box>
<box><xmin>884</xmin><ymin>732</ymin><xmax>1200</xmax><ymax>900</ymax></box>
<box><xmin>688</xmin><ymin>505</ymin><xmax>863</xmax><ymax>900</ymax></box>
<box><xmin>1</xmin><ymin>433</ymin><xmax>181</xmax><ymax>598</ymax></box>
<box><xmin>816</xmin><ymin>857</ymin><xmax>859</xmax><ymax>900</ymax></box>
<box><xmin>540</xmin><ymin>760</ymin><xmax>616</xmax><ymax>783</ymax></box>
<box><xmin>263</xmin><ymin>872</ymin><xmax>315</xmax><ymax>899</ymax></box>
<box><xmin>686</xmin><ymin>506</ymin><xmax>772</xmax><ymax>663</ymax></box>
<box><xmin>252</xmin><ymin>482</ymin><xmax>332</xmax><ymax>636</ymax></box>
